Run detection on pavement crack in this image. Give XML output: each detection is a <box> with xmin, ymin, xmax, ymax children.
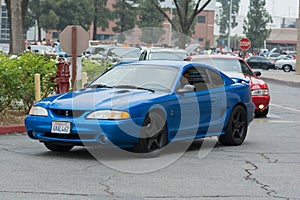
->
<box><xmin>0</xmin><ymin>189</ymin><xmax>91</xmax><ymax>197</ymax></box>
<box><xmin>98</xmin><ymin>173</ymin><xmax>117</xmax><ymax>197</ymax></box>
<box><xmin>260</xmin><ymin>153</ymin><xmax>278</xmax><ymax>163</ymax></box>
<box><xmin>244</xmin><ymin>161</ymin><xmax>289</xmax><ymax>200</ymax></box>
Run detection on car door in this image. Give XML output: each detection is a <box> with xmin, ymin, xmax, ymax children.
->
<box><xmin>247</xmin><ymin>57</ymin><xmax>259</xmax><ymax>69</ymax></box>
<box><xmin>169</xmin><ymin>67</ymin><xmax>226</xmax><ymax>139</ymax></box>
<box><xmin>194</xmin><ymin>67</ymin><xmax>226</xmax><ymax>135</ymax></box>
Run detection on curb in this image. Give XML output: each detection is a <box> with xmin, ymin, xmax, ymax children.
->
<box><xmin>0</xmin><ymin>125</ymin><xmax>26</xmax><ymax>135</ymax></box>
<box><xmin>261</xmin><ymin>77</ymin><xmax>300</xmax><ymax>88</ymax></box>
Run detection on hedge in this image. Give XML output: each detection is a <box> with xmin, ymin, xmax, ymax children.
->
<box><xmin>0</xmin><ymin>52</ymin><xmax>57</xmax><ymax>113</ymax></box>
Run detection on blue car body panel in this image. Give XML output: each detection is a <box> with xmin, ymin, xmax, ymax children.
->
<box><xmin>25</xmin><ymin>60</ymin><xmax>255</xmax><ymax>148</ymax></box>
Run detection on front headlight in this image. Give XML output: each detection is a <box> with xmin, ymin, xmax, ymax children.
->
<box><xmin>86</xmin><ymin>110</ymin><xmax>130</xmax><ymax>120</ymax></box>
<box><xmin>29</xmin><ymin>106</ymin><xmax>48</xmax><ymax>116</ymax></box>
<box><xmin>252</xmin><ymin>89</ymin><xmax>269</xmax><ymax>96</ymax></box>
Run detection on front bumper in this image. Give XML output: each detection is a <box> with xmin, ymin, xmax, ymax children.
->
<box><xmin>24</xmin><ymin>115</ymin><xmax>145</xmax><ymax>148</ymax></box>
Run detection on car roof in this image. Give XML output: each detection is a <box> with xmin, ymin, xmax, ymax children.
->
<box><xmin>115</xmin><ymin>60</ymin><xmax>220</xmax><ymax>72</ymax></box>
<box><xmin>145</xmin><ymin>48</ymin><xmax>188</xmax><ymax>53</ymax></box>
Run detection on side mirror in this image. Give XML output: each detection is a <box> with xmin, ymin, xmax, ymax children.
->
<box><xmin>178</xmin><ymin>84</ymin><xmax>195</xmax><ymax>93</ymax></box>
<box><xmin>184</xmin><ymin>56</ymin><xmax>191</xmax><ymax>61</ymax></box>
<box><xmin>254</xmin><ymin>71</ymin><xmax>261</xmax><ymax>77</ymax></box>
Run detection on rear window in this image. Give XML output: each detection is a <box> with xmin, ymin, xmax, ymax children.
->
<box><xmin>193</xmin><ymin>58</ymin><xmax>242</xmax><ymax>73</ymax></box>
<box><xmin>150</xmin><ymin>51</ymin><xmax>187</xmax><ymax>60</ymax></box>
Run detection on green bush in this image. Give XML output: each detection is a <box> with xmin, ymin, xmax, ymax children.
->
<box><xmin>0</xmin><ymin>52</ymin><xmax>57</xmax><ymax>113</ymax></box>
<box><xmin>82</xmin><ymin>58</ymin><xmax>113</xmax><ymax>82</ymax></box>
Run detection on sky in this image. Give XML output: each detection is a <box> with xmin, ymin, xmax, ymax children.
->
<box><xmin>240</xmin><ymin>0</ymin><xmax>299</xmax><ymax>18</ymax></box>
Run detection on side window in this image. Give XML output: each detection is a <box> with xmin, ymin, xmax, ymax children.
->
<box><xmin>240</xmin><ymin>60</ymin><xmax>254</xmax><ymax>76</ymax></box>
<box><xmin>178</xmin><ymin>67</ymin><xmax>224</xmax><ymax>92</ymax></box>
<box><xmin>190</xmin><ymin>67</ymin><xmax>209</xmax><ymax>92</ymax></box>
<box><xmin>205</xmin><ymin>69</ymin><xmax>224</xmax><ymax>88</ymax></box>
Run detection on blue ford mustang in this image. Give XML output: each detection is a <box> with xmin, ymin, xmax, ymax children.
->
<box><xmin>25</xmin><ymin>61</ymin><xmax>255</xmax><ymax>153</ymax></box>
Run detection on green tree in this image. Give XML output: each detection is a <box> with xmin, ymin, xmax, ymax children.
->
<box><xmin>5</xmin><ymin>0</ymin><xmax>29</xmax><ymax>54</ymax></box>
<box><xmin>150</xmin><ymin>0</ymin><xmax>212</xmax><ymax>47</ymax></box>
<box><xmin>217</xmin><ymin>0</ymin><xmax>240</xmax><ymax>46</ymax></box>
<box><xmin>37</xmin><ymin>0</ymin><xmax>94</xmax><ymax>32</ymax></box>
<box><xmin>112</xmin><ymin>0</ymin><xmax>138</xmax><ymax>43</ymax></box>
<box><xmin>28</xmin><ymin>0</ymin><xmax>45</xmax><ymax>42</ymax></box>
<box><xmin>92</xmin><ymin>0</ymin><xmax>112</xmax><ymax>40</ymax></box>
<box><xmin>137</xmin><ymin>0</ymin><xmax>165</xmax><ymax>45</ymax></box>
<box><xmin>243</xmin><ymin>0</ymin><xmax>272</xmax><ymax>49</ymax></box>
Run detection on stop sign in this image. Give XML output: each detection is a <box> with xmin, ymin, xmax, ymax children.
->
<box><xmin>60</xmin><ymin>25</ymin><xmax>89</xmax><ymax>55</ymax></box>
<box><xmin>239</xmin><ymin>37</ymin><xmax>251</xmax><ymax>50</ymax></box>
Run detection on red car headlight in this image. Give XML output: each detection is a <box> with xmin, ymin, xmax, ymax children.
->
<box><xmin>251</xmin><ymin>89</ymin><xmax>269</xmax><ymax>96</ymax></box>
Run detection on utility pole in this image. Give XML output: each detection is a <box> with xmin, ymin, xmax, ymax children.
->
<box><xmin>296</xmin><ymin>0</ymin><xmax>300</xmax><ymax>74</ymax></box>
<box><xmin>227</xmin><ymin>0</ymin><xmax>233</xmax><ymax>51</ymax></box>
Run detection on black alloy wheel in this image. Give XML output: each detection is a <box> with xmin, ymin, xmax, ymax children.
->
<box><xmin>218</xmin><ymin>105</ymin><xmax>248</xmax><ymax>146</ymax></box>
<box><xmin>134</xmin><ymin>111</ymin><xmax>167</xmax><ymax>153</ymax></box>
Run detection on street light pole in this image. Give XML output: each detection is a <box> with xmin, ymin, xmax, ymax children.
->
<box><xmin>227</xmin><ymin>0</ymin><xmax>233</xmax><ymax>51</ymax></box>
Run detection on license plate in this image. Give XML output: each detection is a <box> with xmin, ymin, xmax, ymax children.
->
<box><xmin>51</xmin><ymin>121</ymin><xmax>71</xmax><ymax>134</ymax></box>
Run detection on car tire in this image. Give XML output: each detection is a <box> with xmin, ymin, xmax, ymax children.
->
<box><xmin>283</xmin><ymin>65</ymin><xmax>292</xmax><ymax>72</ymax></box>
<box><xmin>218</xmin><ymin>105</ymin><xmax>247</xmax><ymax>146</ymax></box>
<box><xmin>262</xmin><ymin>65</ymin><xmax>269</xmax><ymax>70</ymax></box>
<box><xmin>134</xmin><ymin>111</ymin><xmax>167</xmax><ymax>153</ymax></box>
<box><xmin>44</xmin><ymin>142</ymin><xmax>74</xmax><ymax>152</ymax></box>
<box><xmin>255</xmin><ymin>107</ymin><xmax>269</xmax><ymax>118</ymax></box>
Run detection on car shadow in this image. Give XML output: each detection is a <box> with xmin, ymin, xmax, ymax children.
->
<box><xmin>35</xmin><ymin>138</ymin><xmax>224</xmax><ymax>161</ymax></box>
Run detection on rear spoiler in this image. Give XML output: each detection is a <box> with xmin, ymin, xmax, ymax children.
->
<box><xmin>231</xmin><ymin>77</ymin><xmax>250</xmax><ymax>84</ymax></box>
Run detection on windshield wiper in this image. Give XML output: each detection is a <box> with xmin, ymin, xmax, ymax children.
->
<box><xmin>113</xmin><ymin>85</ymin><xmax>155</xmax><ymax>93</ymax></box>
<box><xmin>87</xmin><ymin>84</ymin><xmax>113</xmax><ymax>88</ymax></box>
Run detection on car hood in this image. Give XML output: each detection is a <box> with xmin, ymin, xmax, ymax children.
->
<box><xmin>223</xmin><ymin>72</ymin><xmax>266</xmax><ymax>88</ymax></box>
<box><xmin>37</xmin><ymin>88</ymin><xmax>167</xmax><ymax>110</ymax></box>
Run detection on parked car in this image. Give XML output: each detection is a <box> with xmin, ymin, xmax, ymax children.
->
<box><xmin>275</xmin><ymin>59</ymin><xmax>296</xmax><ymax>72</ymax></box>
<box><xmin>25</xmin><ymin>60</ymin><xmax>254</xmax><ymax>154</ymax></box>
<box><xmin>106</xmin><ymin>47</ymin><xmax>141</xmax><ymax>63</ymax></box>
<box><xmin>192</xmin><ymin>55</ymin><xmax>270</xmax><ymax>117</ymax></box>
<box><xmin>83</xmin><ymin>44</ymin><xmax>114</xmax><ymax>59</ymax></box>
<box><xmin>267</xmin><ymin>52</ymin><xmax>281</xmax><ymax>60</ymax></box>
<box><xmin>139</xmin><ymin>48</ymin><xmax>191</xmax><ymax>61</ymax></box>
<box><xmin>29</xmin><ymin>45</ymin><xmax>54</xmax><ymax>55</ymax></box>
<box><xmin>246</xmin><ymin>56</ymin><xmax>276</xmax><ymax>70</ymax></box>
<box><xmin>269</xmin><ymin>54</ymin><xmax>292</xmax><ymax>62</ymax></box>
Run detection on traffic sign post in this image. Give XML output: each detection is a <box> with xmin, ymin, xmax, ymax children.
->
<box><xmin>60</xmin><ymin>25</ymin><xmax>89</xmax><ymax>91</ymax></box>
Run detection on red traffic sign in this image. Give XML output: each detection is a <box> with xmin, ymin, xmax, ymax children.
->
<box><xmin>239</xmin><ymin>37</ymin><xmax>251</xmax><ymax>50</ymax></box>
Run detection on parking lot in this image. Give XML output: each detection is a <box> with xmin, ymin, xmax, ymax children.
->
<box><xmin>1</xmin><ymin>79</ymin><xmax>300</xmax><ymax>199</ymax></box>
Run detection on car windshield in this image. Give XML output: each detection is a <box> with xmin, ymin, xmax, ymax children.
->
<box><xmin>110</xmin><ymin>48</ymin><xmax>141</xmax><ymax>58</ymax></box>
<box><xmin>90</xmin><ymin>64</ymin><xmax>179</xmax><ymax>92</ymax></box>
<box><xmin>149</xmin><ymin>51</ymin><xmax>187</xmax><ymax>60</ymax></box>
<box><xmin>193</xmin><ymin>58</ymin><xmax>242</xmax><ymax>73</ymax></box>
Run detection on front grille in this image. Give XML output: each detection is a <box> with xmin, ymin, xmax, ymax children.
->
<box><xmin>42</xmin><ymin>132</ymin><xmax>95</xmax><ymax>140</ymax></box>
<box><xmin>51</xmin><ymin>109</ymin><xmax>86</xmax><ymax>117</ymax></box>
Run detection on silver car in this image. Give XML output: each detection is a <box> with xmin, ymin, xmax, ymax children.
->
<box><xmin>275</xmin><ymin>59</ymin><xmax>296</xmax><ymax>72</ymax></box>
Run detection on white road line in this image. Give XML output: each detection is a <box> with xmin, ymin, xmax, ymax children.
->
<box><xmin>253</xmin><ymin>119</ymin><xmax>300</xmax><ymax>123</ymax></box>
<box><xmin>270</xmin><ymin>103</ymin><xmax>300</xmax><ymax>113</ymax></box>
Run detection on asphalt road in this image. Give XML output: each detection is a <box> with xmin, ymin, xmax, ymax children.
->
<box><xmin>0</xmin><ymin>81</ymin><xmax>299</xmax><ymax>200</ymax></box>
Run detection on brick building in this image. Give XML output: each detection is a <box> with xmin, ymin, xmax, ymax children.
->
<box><xmin>46</xmin><ymin>0</ymin><xmax>215</xmax><ymax>48</ymax></box>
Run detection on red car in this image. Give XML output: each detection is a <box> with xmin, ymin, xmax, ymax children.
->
<box><xmin>191</xmin><ymin>55</ymin><xmax>270</xmax><ymax>117</ymax></box>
